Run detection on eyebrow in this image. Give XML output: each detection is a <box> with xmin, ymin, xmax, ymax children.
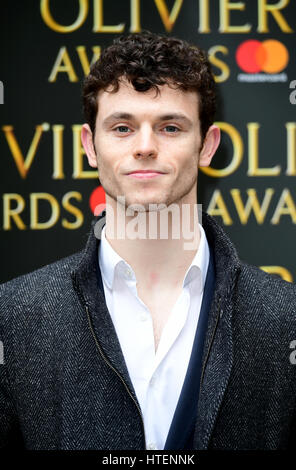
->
<box><xmin>102</xmin><ymin>112</ymin><xmax>192</xmax><ymax>126</ymax></box>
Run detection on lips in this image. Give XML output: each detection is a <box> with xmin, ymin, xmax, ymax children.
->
<box><xmin>127</xmin><ymin>170</ymin><xmax>165</xmax><ymax>175</ymax></box>
<box><xmin>126</xmin><ymin>170</ymin><xmax>166</xmax><ymax>179</ymax></box>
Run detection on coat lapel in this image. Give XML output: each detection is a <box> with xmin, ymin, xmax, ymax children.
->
<box><xmin>193</xmin><ymin>212</ymin><xmax>241</xmax><ymax>449</ymax></box>
<box><xmin>70</xmin><ymin>210</ymin><xmax>141</xmax><ymax>411</ymax></box>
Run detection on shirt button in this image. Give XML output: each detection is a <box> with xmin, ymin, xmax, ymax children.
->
<box><xmin>147</xmin><ymin>442</ymin><xmax>157</xmax><ymax>450</ymax></box>
<box><xmin>140</xmin><ymin>313</ymin><xmax>147</xmax><ymax>322</ymax></box>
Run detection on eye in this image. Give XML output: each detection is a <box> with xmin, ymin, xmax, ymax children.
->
<box><xmin>163</xmin><ymin>125</ymin><xmax>180</xmax><ymax>133</ymax></box>
<box><xmin>114</xmin><ymin>125</ymin><xmax>132</xmax><ymax>133</ymax></box>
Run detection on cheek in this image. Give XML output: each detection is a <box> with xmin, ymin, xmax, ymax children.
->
<box><xmin>95</xmin><ymin>136</ymin><xmax>112</xmax><ymax>163</ymax></box>
<box><xmin>179</xmin><ymin>148</ymin><xmax>199</xmax><ymax>172</ymax></box>
<box><xmin>95</xmin><ymin>143</ymin><xmax>122</xmax><ymax>176</ymax></box>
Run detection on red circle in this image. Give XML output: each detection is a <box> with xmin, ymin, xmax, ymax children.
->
<box><xmin>89</xmin><ymin>186</ymin><xmax>106</xmax><ymax>216</ymax></box>
<box><xmin>236</xmin><ymin>40</ymin><xmax>262</xmax><ymax>73</ymax></box>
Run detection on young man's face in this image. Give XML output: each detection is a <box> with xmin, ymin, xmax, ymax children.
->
<box><xmin>82</xmin><ymin>78</ymin><xmax>219</xmax><ymax>211</ymax></box>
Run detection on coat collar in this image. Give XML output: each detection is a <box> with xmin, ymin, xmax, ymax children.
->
<box><xmin>70</xmin><ymin>209</ymin><xmax>139</xmax><ymax>409</ymax></box>
<box><xmin>195</xmin><ymin>211</ymin><xmax>241</xmax><ymax>448</ymax></box>
<box><xmin>71</xmin><ymin>209</ymin><xmax>242</xmax><ymax>449</ymax></box>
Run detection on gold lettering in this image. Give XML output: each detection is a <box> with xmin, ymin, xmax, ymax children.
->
<box><xmin>200</xmin><ymin>122</ymin><xmax>243</xmax><ymax>177</ymax></box>
<box><xmin>198</xmin><ymin>0</ymin><xmax>210</xmax><ymax>33</ymax></box>
<box><xmin>154</xmin><ymin>0</ymin><xmax>183</xmax><ymax>32</ymax></box>
<box><xmin>52</xmin><ymin>125</ymin><xmax>65</xmax><ymax>179</ymax></box>
<box><xmin>208</xmin><ymin>45</ymin><xmax>230</xmax><ymax>83</ymax></box>
<box><xmin>72</xmin><ymin>125</ymin><xmax>98</xmax><ymax>178</ymax></box>
<box><xmin>260</xmin><ymin>265</ymin><xmax>293</xmax><ymax>283</ymax></box>
<box><xmin>48</xmin><ymin>47</ymin><xmax>78</xmax><ymax>82</ymax></box>
<box><xmin>40</xmin><ymin>0</ymin><xmax>89</xmax><ymax>33</ymax></box>
<box><xmin>3</xmin><ymin>194</ymin><xmax>26</xmax><ymax>230</ymax></box>
<box><xmin>130</xmin><ymin>0</ymin><xmax>141</xmax><ymax>32</ymax></box>
<box><xmin>286</xmin><ymin>122</ymin><xmax>296</xmax><ymax>176</ymax></box>
<box><xmin>93</xmin><ymin>0</ymin><xmax>125</xmax><ymax>33</ymax></box>
<box><xmin>62</xmin><ymin>192</ymin><xmax>84</xmax><ymax>229</ymax></box>
<box><xmin>271</xmin><ymin>188</ymin><xmax>296</xmax><ymax>224</ymax></box>
<box><xmin>219</xmin><ymin>0</ymin><xmax>251</xmax><ymax>33</ymax></box>
<box><xmin>231</xmin><ymin>188</ymin><xmax>274</xmax><ymax>224</ymax></box>
<box><xmin>258</xmin><ymin>0</ymin><xmax>293</xmax><ymax>33</ymax></box>
<box><xmin>248</xmin><ymin>123</ymin><xmax>281</xmax><ymax>176</ymax></box>
<box><xmin>76</xmin><ymin>46</ymin><xmax>101</xmax><ymax>75</ymax></box>
<box><xmin>30</xmin><ymin>193</ymin><xmax>60</xmax><ymax>229</ymax></box>
<box><xmin>207</xmin><ymin>189</ymin><xmax>233</xmax><ymax>225</ymax></box>
<box><xmin>2</xmin><ymin>124</ymin><xmax>49</xmax><ymax>179</ymax></box>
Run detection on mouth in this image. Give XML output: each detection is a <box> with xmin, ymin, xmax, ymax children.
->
<box><xmin>126</xmin><ymin>170</ymin><xmax>166</xmax><ymax>179</ymax></box>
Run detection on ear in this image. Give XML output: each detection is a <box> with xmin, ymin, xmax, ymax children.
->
<box><xmin>198</xmin><ymin>124</ymin><xmax>220</xmax><ymax>167</ymax></box>
<box><xmin>81</xmin><ymin>123</ymin><xmax>98</xmax><ymax>168</ymax></box>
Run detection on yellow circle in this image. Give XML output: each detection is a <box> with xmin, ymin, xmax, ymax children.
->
<box><xmin>261</xmin><ymin>40</ymin><xmax>289</xmax><ymax>74</ymax></box>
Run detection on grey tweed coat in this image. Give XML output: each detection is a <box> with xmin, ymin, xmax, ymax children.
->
<box><xmin>0</xmin><ymin>211</ymin><xmax>296</xmax><ymax>450</ymax></box>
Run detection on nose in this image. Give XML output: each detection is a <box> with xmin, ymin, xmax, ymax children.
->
<box><xmin>133</xmin><ymin>125</ymin><xmax>158</xmax><ymax>159</ymax></box>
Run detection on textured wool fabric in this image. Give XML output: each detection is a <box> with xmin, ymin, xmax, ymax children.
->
<box><xmin>0</xmin><ymin>211</ymin><xmax>296</xmax><ymax>450</ymax></box>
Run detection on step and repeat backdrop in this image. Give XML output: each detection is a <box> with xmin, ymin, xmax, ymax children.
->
<box><xmin>0</xmin><ymin>0</ymin><xmax>295</xmax><ymax>283</ymax></box>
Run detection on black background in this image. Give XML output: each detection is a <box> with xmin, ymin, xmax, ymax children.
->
<box><xmin>0</xmin><ymin>0</ymin><xmax>295</xmax><ymax>283</ymax></box>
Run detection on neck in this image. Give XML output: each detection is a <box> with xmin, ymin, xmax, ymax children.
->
<box><xmin>104</xmin><ymin>198</ymin><xmax>201</xmax><ymax>290</ymax></box>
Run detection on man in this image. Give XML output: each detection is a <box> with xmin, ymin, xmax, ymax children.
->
<box><xmin>1</xmin><ymin>31</ymin><xmax>296</xmax><ymax>451</ymax></box>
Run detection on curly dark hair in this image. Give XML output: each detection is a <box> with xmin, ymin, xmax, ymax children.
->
<box><xmin>82</xmin><ymin>31</ymin><xmax>216</xmax><ymax>142</ymax></box>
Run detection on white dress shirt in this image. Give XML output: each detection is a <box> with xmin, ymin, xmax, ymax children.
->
<box><xmin>98</xmin><ymin>223</ymin><xmax>209</xmax><ymax>450</ymax></box>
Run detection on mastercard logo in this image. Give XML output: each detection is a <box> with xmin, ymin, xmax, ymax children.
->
<box><xmin>236</xmin><ymin>39</ymin><xmax>289</xmax><ymax>74</ymax></box>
